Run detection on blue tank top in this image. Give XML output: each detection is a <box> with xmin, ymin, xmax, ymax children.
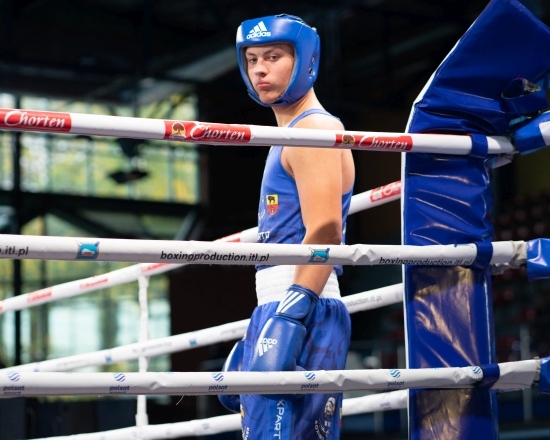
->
<box><xmin>256</xmin><ymin>109</ymin><xmax>353</xmax><ymax>275</ymax></box>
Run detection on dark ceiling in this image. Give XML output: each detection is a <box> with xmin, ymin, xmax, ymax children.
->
<box><xmin>2</xmin><ymin>0</ymin><xmax>547</xmax><ymax>112</ymax></box>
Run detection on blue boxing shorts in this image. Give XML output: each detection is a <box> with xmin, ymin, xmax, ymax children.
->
<box><xmin>240</xmin><ymin>266</ymin><xmax>351</xmax><ymax>440</ymax></box>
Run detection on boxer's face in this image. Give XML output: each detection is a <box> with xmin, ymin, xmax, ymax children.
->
<box><xmin>245</xmin><ymin>43</ymin><xmax>294</xmax><ymax>104</ymax></box>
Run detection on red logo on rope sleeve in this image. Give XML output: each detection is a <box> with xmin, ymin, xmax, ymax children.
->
<box><xmin>79</xmin><ymin>275</ymin><xmax>109</xmax><ymax>289</ymax></box>
<box><xmin>141</xmin><ymin>263</ymin><xmax>169</xmax><ymax>273</ymax></box>
<box><xmin>27</xmin><ymin>288</ymin><xmax>53</xmax><ymax>303</ymax></box>
<box><xmin>334</xmin><ymin>134</ymin><xmax>412</xmax><ymax>150</ymax></box>
<box><xmin>334</xmin><ymin>134</ymin><xmax>355</xmax><ymax>147</ymax></box>
<box><xmin>218</xmin><ymin>232</ymin><xmax>242</xmax><ymax>242</ymax></box>
<box><xmin>164</xmin><ymin>121</ymin><xmax>251</xmax><ymax>143</ymax></box>
<box><xmin>0</xmin><ymin>109</ymin><xmax>72</xmax><ymax>132</ymax></box>
<box><xmin>370</xmin><ymin>181</ymin><xmax>402</xmax><ymax>202</ymax></box>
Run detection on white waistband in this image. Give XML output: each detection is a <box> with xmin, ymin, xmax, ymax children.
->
<box><xmin>255</xmin><ymin>265</ymin><xmax>341</xmax><ymax>306</ymax></box>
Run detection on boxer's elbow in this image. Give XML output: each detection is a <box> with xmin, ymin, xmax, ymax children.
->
<box><xmin>305</xmin><ymin>220</ymin><xmax>342</xmax><ymax>245</ymax></box>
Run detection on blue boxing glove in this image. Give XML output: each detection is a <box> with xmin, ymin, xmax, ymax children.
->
<box><xmin>218</xmin><ymin>339</ymin><xmax>245</xmax><ymax>413</ymax></box>
<box><xmin>249</xmin><ymin>284</ymin><xmax>318</xmax><ymax>376</ymax></box>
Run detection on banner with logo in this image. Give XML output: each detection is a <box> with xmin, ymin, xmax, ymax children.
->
<box><xmin>0</xmin><ymin>108</ymin><xmax>515</xmax><ymax>154</ymax></box>
<box><xmin>0</xmin><ymin>234</ymin><xmax>522</xmax><ymax>267</ymax></box>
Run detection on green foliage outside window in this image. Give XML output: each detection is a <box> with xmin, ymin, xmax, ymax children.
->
<box><xmin>6</xmin><ymin>94</ymin><xmax>199</xmax><ymax>204</ymax></box>
<box><xmin>0</xmin><ymin>92</ymin><xmax>197</xmax><ymax>378</ymax></box>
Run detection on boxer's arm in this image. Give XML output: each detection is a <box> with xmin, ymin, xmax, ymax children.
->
<box><xmin>282</xmin><ymin>115</ymin><xmax>347</xmax><ymax>294</ymax></box>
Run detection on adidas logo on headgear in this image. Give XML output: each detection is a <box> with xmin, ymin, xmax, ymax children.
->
<box><xmin>247</xmin><ymin>21</ymin><xmax>271</xmax><ymax>39</ymax></box>
<box><xmin>258</xmin><ymin>337</ymin><xmax>277</xmax><ymax>356</ymax></box>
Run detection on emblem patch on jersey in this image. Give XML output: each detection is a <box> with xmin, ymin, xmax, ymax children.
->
<box><xmin>324</xmin><ymin>397</ymin><xmax>336</xmax><ymax>417</ymax></box>
<box><xmin>266</xmin><ymin>194</ymin><xmax>278</xmax><ymax>215</ymax></box>
<box><xmin>314</xmin><ymin>396</ymin><xmax>336</xmax><ymax>439</ymax></box>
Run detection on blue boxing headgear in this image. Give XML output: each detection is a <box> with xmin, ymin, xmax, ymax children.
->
<box><xmin>236</xmin><ymin>14</ymin><xmax>320</xmax><ymax>107</ymax></box>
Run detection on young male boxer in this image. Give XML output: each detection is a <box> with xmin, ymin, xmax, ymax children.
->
<box><xmin>220</xmin><ymin>14</ymin><xmax>355</xmax><ymax>439</ymax></box>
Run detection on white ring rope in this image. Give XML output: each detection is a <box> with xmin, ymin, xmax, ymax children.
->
<box><xmin>0</xmin><ymin>108</ymin><xmax>514</xmax><ymax>154</ymax></box>
<box><xmin>31</xmin><ymin>391</ymin><xmax>408</xmax><ymax>440</ymax></box>
<box><xmin>0</xmin><ymin>359</ymin><xmax>540</xmax><ymax>397</ymax></box>
<box><xmin>0</xmin><ymin>182</ymin><xmax>401</xmax><ymax>315</ymax></box>
<box><xmin>3</xmin><ymin>284</ymin><xmax>403</xmax><ymax>373</ymax></box>
<box><xmin>343</xmin><ymin>389</ymin><xmax>408</xmax><ymax>415</ymax></box>
<box><xmin>0</xmin><ymin>234</ymin><xmax>524</xmax><ymax>266</ymax></box>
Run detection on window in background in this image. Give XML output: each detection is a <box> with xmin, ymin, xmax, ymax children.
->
<box><xmin>0</xmin><ymin>92</ymin><xmax>193</xmax><ymax>372</ymax></box>
<box><xmin>0</xmin><ymin>214</ymin><xmax>171</xmax><ymax>373</ymax></box>
<box><xmin>0</xmin><ymin>93</ymin><xmax>198</xmax><ymax>204</ymax></box>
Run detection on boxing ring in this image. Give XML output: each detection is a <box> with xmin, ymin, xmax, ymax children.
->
<box><xmin>0</xmin><ymin>113</ymin><xmax>549</xmax><ymax>440</ymax></box>
<box><xmin>3</xmin><ymin>0</ymin><xmax>550</xmax><ymax>439</ymax></box>
<box><xmin>0</xmin><ymin>170</ymin><xmax>547</xmax><ymax>440</ymax></box>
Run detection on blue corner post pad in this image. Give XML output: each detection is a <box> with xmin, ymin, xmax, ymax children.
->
<box><xmin>471</xmin><ymin>242</ymin><xmax>493</xmax><ymax>270</ymax></box>
<box><xmin>539</xmin><ymin>357</ymin><xmax>550</xmax><ymax>394</ymax></box>
<box><xmin>526</xmin><ymin>239</ymin><xmax>550</xmax><ymax>281</ymax></box>
<box><xmin>512</xmin><ymin>111</ymin><xmax>550</xmax><ymax>155</ymax></box>
<box><xmin>478</xmin><ymin>363</ymin><xmax>500</xmax><ymax>388</ymax></box>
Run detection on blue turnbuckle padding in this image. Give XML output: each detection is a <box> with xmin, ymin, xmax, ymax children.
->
<box><xmin>512</xmin><ymin>111</ymin><xmax>550</xmax><ymax>155</ymax></box>
<box><xmin>478</xmin><ymin>363</ymin><xmax>500</xmax><ymax>388</ymax></box>
<box><xmin>526</xmin><ymin>239</ymin><xmax>550</xmax><ymax>281</ymax></box>
<box><xmin>539</xmin><ymin>357</ymin><xmax>550</xmax><ymax>394</ymax></box>
<box><xmin>472</xmin><ymin>241</ymin><xmax>493</xmax><ymax>270</ymax></box>
<box><xmin>469</xmin><ymin>134</ymin><xmax>489</xmax><ymax>159</ymax></box>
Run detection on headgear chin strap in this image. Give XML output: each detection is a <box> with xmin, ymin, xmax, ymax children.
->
<box><xmin>236</xmin><ymin>14</ymin><xmax>320</xmax><ymax>107</ymax></box>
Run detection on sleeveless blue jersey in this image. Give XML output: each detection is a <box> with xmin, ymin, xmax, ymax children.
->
<box><xmin>256</xmin><ymin>109</ymin><xmax>353</xmax><ymax>275</ymax></box>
